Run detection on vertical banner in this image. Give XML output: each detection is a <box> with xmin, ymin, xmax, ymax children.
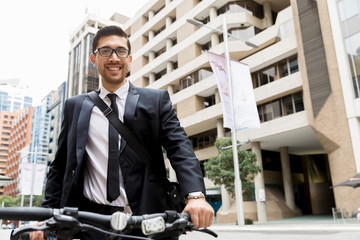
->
<box><xmin>207</xmin><ymin>51</ymin><xmax>260</xmax><ymax>131</ymax></box>
<box><xmin>20</xmin><ymin>162</ymin><xmax>47</xmax><ymax>195</ymax></box>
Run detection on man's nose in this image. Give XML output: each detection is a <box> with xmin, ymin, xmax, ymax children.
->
<box><xmin>109</xmin><ymin>51</ymin><xmax>120</xmax><ymax>61</ymax></box>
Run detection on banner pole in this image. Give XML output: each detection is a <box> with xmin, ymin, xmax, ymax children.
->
<box><xmin>222</xmin><ymin>15</ymin><xmax>245</xmax><ymax>226</ymax></box>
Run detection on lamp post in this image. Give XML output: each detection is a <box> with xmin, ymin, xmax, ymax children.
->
<box><xmin>187</xmin><ymin>16</ymin><xmax>258</xmax><ymax>226</ymax></box>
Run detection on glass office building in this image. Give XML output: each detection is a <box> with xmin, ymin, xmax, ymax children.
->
<box><xmin>337</xmin><ymin>0</ymin><xmax>360</xmax><ymax>98</ymax></box>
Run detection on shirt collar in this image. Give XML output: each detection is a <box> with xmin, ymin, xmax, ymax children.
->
<box><xmin>99</xmin><ymin>79</ymin><xmax>130</xmax><ymax>101</ymax></box>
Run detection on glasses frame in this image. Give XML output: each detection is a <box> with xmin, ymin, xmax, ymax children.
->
<box><xmin>94</xmin><ymin>47</ymin><xmax>130</xmax><ymax>58</ymax></box>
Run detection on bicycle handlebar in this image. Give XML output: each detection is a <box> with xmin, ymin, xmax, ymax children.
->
<box><xmin>0</xmin><ymin>207</ymin><xmax>217</xmax><ymax>239</ymax></box>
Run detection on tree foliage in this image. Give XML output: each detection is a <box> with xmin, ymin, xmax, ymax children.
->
<box><xmin>0</xmin><ymin>195</ymin><xmax>16</xmax><ymax>207</ymax></box>
<box><xmin>204</xmin><ymin>138</ymin><xmax>262</xmax><ymax>198</ymax></box>
<box><xmin>0</xmin><ymin>187</ymin><xmax>45</xmax><ymax>207</ymax></box>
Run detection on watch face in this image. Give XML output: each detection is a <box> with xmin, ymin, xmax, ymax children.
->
<box><xmin>189</xmin><ymin>192</ymin><xmax>204</xmax><ymax>198</ymax></box>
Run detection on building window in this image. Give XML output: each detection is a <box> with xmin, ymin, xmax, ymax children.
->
<box><xmin>252</xmin><ymin>55</ymin><xmax>299</xmax><ymax>88</ymax></box>
<box><xmin>155</xmin><ymin>46</ymin><xmax>166</xmax><ymax>58</ymax></box>
<box><xmin>173</xmin><ymin>61</ymin><xmax>178</xmax><ymax>70</ymax></box>
<box><xmin>289</xmin><ymin>57</ymin><xmax>299</xmax><ymax>74</ymax></box>
<box><xmin>258</xmin><ymin>92</ymin><xmax>304</xmax><ymax>123</ymax></box>
<box><xmin>72</xmin><ymin>43</ymin><xmax>81</xmax><ymax>96</ymax></box>
<box><xmin>155</xmin><ymin>68</ymin><xmax>167</xmax><ymax>80</ymax></box>
<box><xmin>154</xmin><ymin>25</ymin><xmax>166</xmax><ymax>37</ymax></box>
<box><xmin>189</xmin><ymin>129</ymin><xmax>217</xmax><ymax>151</ymax></box>
<box><xmin>218</xmin><ymin>1</ymin><xmax>264</xmax><ymax>19</ymax></box>
<box><xmin>201</xmin><ymin>42</ymin><xmax>211</xmax><ymax>53</ymax></box>
<box><xmin>260</xmin><ymin>66</ymin><xmax>276</xmax><ymax>86</ymax></box>
<box><xmin>294</xmin><ymin>92</ymin><xmax>305</xmax><ymax>112</ymax></box>
<box><xmin>179</xmin><ymin>68</ymin><xmax>212</xmax><ymax>90</ymax></box>
<box><xmin>204</xmin><ymin>95</ymin><xmax>216</xmax><ymax>108</ymax></box>
<box><xmin>228</xmin><ymin>26</ymin><xmax>262</xmax><ymax>41</ymax></box>
<box><xmin>282</xmin><ymin>95</ymin><xmax>294</xmax><ymax>115</ymax></box>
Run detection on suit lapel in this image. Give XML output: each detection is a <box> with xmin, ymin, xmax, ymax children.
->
<box><xmin>124</xmin><ymin>82</ymin><xmax>139</xmax><ymax>125</ymax></box>
<box><xmin>119</xmin><ymin>83</ymin><xmax>139</xmax><ymax>183</ymax></box>
<box><xmin>120</xmin><ymin>82</ymin><xmax>139</xmax><ymax>155</ymax></box>
<box><xmin>76</xmin><ymin>96</ymin><xmax>94</xmax><ymax>165</ymax></box>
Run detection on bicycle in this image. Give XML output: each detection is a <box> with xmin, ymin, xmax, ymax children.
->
<box><xmin>0</xmin><ymin>207</ymin><xmax>218</xmax><ymax>239</ymax></box>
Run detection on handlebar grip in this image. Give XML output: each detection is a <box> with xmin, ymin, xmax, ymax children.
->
<box><xmin>180</xmin><ymin>212</ymin><xmax>190</xmax><ymax>221</ymax></box>
<box><xmin>0</xmin><ymin>207</ymin><xmax>53</xmax><ymax>221</ymax></box>
<box><xmin>77</xmin><ymin>211</ymin><xmax>112</xmax><ymax>229</ymax></box>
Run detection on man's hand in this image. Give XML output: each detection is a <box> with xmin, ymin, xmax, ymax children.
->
<box><xmin>183</xmin><ymin>198</ymin><xmax>214</xmax><ymax>228</ymax></box>
<box><xmin>28</xmin><ymin>222</ymin><xmax>45</xmax><ymax>240</ymax></box>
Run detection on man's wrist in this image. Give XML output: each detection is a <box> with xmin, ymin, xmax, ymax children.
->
<box><xmin>186</xmin><ymin>191</ymin><xmax>205</xmax><ymax>201</ymax></box>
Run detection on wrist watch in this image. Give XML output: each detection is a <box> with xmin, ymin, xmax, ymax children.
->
<box><xmin>186</xmin><ymin>191</ymin><xmax>205</xmax><ymax>200</ymax></box>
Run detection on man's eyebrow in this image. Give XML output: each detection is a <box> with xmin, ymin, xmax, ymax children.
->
<box><xmin>101</xmin><ymin>46</ymin><xmax>128</xmax><ymax>50</ymax></box>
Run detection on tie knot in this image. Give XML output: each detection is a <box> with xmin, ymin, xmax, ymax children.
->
<box><xmin>107</xmin><ymin>93</ymin><xmax>119</xmax><ymax>116</ymax></box>
<box><xmin>107</xmin><ymin>93</ymin><xmax>117</xmax><ymax>103</ymax></box>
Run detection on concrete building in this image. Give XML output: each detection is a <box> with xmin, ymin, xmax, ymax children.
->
<box><xmin>4</xmin><ymin>107</ymin><xmax>34</xmax><ymax>197</ymax></box>
<box><xmin>66</xmin><ymin>0</ymin><xmax>360</xmax><ymax>223</ymax></box>
<box><xmin>0</xmin><ymin>111</ymin><xmax>22</xmax><ymax>195</ymax></box>
<box><xmin>122</xmin><ymin>0</ymin><xmax>360</xmax><ymax>222</ymax></box>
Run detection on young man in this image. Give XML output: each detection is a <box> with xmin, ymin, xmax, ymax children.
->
<box><xmin>32</xmin><ymin>26</ymin><xmax>214</xmax><ymax>239</ymax></box>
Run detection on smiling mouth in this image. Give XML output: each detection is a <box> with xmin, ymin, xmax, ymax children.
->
<box><xmin>107</xmin><ymin>66</ymin><xmax>121</xmax><ymax>71</ymax></box>
<box><xmin>107</xmin><ymin>66</ymin><xmax>122</xmax><ymax>71</ymax></box>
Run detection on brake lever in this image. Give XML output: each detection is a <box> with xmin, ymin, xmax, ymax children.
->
<box><xmin>162</xmin><ymin>218</ymin><xmax>217</xmax><ymax>238</ymax></box>
<box><xmin>10</xmin><ymin>224</ymin><xmax>49</xmax><ymax>240</ymax></box>
<box><xmin>192</xmin><ymin>227</ymin><xmax>218</xmax><ymax>238</ymax></box>
<box><xmin>11</xmin><ymin>215</ymin><xmax>83</xmax><ymax>240</ymax></box>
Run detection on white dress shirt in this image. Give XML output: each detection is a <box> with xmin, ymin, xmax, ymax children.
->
<box><xmin>83</xmin><ymin>80</ymin><xmax>129</xmax><ymax>206</ymax></box>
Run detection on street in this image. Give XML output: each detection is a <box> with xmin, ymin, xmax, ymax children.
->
<box><xmin>180</xmin><ymin>230</ymin><xmax>360</xmax><ymax>240</ymax></box>
<box><xmin>1</xmin><ymin>228</ymin><xmax>360</xmax><ymax>240</ymax></box>
<box><xmin>0</xmin><ymin>230</ymin><xmax>11</xmax><ymax>239</ymax></box>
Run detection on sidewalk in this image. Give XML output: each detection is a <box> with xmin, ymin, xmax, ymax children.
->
<box><xmin>209</xmin><ymin>215</ymin><xmax>360</xmax><ymax>232</ymax></box>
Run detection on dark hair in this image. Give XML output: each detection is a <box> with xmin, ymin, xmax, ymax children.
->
<box><xmin>92</xmin><ymin>25</ymin><xmax>131</xmax><ymax>54</ymax></box>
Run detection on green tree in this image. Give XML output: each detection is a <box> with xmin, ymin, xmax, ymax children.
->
<box><xmin>0</xmin><ymin>195</ymin><xmax>16</xmax><ymax>207</ymax></box>
<box><xmin>33</xmin><ymin>187</ymin><xmax>45</xmax><ymax>207</ymax></box>
<box><xmin>0</xmin><ymin>187</ymin><xmax>45</xmax><ymax>208</ymax></box>
<box><xmin>204</xmin><ymin>138</ymin><xmax>262</xmax><ymax>198</ymax></box>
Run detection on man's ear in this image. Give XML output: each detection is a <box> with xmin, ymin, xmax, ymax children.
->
<box><xmin>90</xmin><ymin>53</ymin><xmax>96</xmax><ymax>66</ymax></box>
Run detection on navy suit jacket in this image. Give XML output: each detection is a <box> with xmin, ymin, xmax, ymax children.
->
<box><xmin>42</xmin><ymin>82</ymin><xmax>205</xmax><ymax>215</ymax></box>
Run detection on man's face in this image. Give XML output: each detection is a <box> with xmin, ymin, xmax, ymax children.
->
<box><xmin>90</xmin><ymin>35</ymin><xmax>132</xmax><ymax>91</ymax></box>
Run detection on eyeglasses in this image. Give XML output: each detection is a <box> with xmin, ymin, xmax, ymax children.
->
<box><xmin>94</xmin><ymin>47</ymin><xmax>130</xmax><ymax>58</ymax></box>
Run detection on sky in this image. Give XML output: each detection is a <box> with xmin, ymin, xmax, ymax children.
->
<box><xmin>0</xmin><ymin>0</ymin><xmax>149</xmax><ymax>105</ymax></box>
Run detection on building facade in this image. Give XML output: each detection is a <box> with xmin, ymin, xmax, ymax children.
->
<box><xmin>123</xmin><ymin>0</ymin><xmax>360</xmax><ymax>222</ymax></box>
<box><xmin>4</xmin><ymin>107</ymin><xmax>34</xmax><ymax>197</ymax></box>
<box><xmin>0</xmin><ymin>111</ymin><xmax>22</xmax><ymax>195</ymax></box>
<box><xmin>66</xmin><ymin>0</ymin><xmax>360</xmax><ymax>222</ymax></box>
<box><xmin>0</xmin><ymin>79</ymin><xmax>32</xmax><ymax>112</ymax></box>
<box><xmin>47</xmin><ymin>82</ymin><xmax>67</xmax><ymax>162</ymax></box>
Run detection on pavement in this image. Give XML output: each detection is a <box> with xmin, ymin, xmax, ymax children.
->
<box><xmin>208</xmin><ymin>214</ymin><xmax>360</xmax><ymax>232</ymax></box>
